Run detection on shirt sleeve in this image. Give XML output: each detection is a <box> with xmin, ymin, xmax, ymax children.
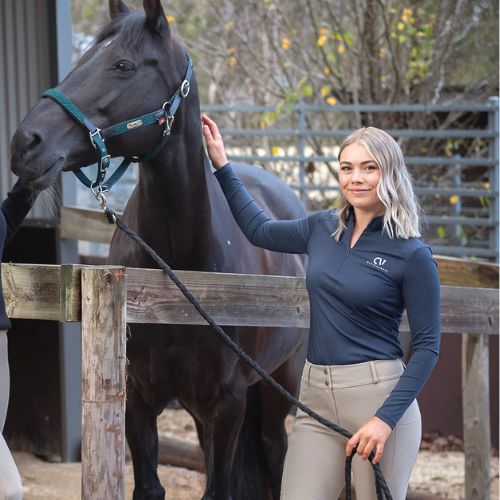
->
<box><xmin>0</xmin><ymin>179</ymin><xmax>38</xmax><ymax>246</ymax></box>
<box><xmin>214</xmin><ymin>163</ymin><xmax>322</xmax><ymax>254</ymax></box>
<box><xmin>375</xmin><ymin>245</ymin><xmax>441</xmax><ymax>428</ymax></box>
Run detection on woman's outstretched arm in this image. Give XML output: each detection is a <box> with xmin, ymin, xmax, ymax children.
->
<box><xmin>202</xmin><ymin>115</ymin><xmax>323</xmax><ymax>254</ymax></box>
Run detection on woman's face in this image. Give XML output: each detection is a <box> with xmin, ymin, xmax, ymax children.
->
<box><xmin>338</xmin><ymin>143</ymin><xmax>384</xmax><ymax>213</ymax></box>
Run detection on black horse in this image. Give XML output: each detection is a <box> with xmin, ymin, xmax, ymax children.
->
<box><xmin>10</xmin><ymin>1</ymin><xmax>308</xmax><ymax>498</ymax></box>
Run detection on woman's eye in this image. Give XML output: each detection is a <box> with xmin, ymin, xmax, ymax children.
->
<box><xmin>115</xmin><ymin>61</ymin><xmax>134</xmax><ymax>73</ymax></box>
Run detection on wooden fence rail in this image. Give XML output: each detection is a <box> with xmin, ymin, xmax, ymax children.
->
<box><xmin>2</xmin><ymin>261</ymin><xmax>498</xmax><ymax>500</ymax></box>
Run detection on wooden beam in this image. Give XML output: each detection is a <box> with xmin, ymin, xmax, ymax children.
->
<box><xmin>60</xmin><ymin>206</ymin><xmax>120</xmax><ymax>244</ymax></box>
<box><xmin>2</xmin><ymin>264</ymin><xmax>62</xmax><ymax>321</ymax></box>
<box><xmin>462</xmin><ymin>334</ymin><xmax>491</xmax><ymax>500</ymax></box>
<box><xmin>81</xmin><ymin>266</ymin><xmax>127</xmax><ymax>500</ymax></box>
<box><xmin>2</xmin><ymin>264</ymin><xmax>498</xmax><ymax>334</ymax></box>
<box><xmin>434</xmin><ymin>255</ymin><xmax>499</xmax><ymax>289</ymax></box>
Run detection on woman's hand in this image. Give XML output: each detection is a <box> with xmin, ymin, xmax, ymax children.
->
<box><xmin>201</xmin><ymin>115</ymin><xmax>228</xmax><ymax>170</ymax></box>
<box><xmin>345</xmin><ymin>416</ymin><xmax>392</xmax><ymax>465</ymax></box>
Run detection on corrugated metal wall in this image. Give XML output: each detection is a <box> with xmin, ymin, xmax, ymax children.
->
<box><xmin>0</xmin><ymin>0</ymin><xmax>54</xmax><ymax>220</ymax></box>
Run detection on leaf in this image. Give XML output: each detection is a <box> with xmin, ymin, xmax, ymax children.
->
<box><xmin>321</xmin><ymin>86</ymin><xmax>331</xmax><ymax>97</ymax></box>
<box><xmin>324</xmin><ymin>67</ymin><xmax>330</xmax><ymax>75</ymax></box>
<box><xmin>344</xmin><ymin>31</ymin><xmax>353</xmax><ymax>45</ymax></box>
<box><xmin>338</xmin><ymin>46</ymin><xmax>345</xmax><ymax>54</ymax></box>
<box><xmin>282</xmin><ymin>38</ymin><xmax>290</xmax><ymax>50</ymax></box>
<box><xmin>327</xmin><ymin>52</ymin><xmax>336</xmax><ymax>62</ymax></box>
<box><xmin>398</xmin><ymin>35</ymin><xmax>407</xmax><ymax>43</ymax></box>
<box><xmin>317</xmin><ymin>35</ymin><xmax>327</xmax><ymax>47</ymax></box>
<box><xmin>437</xmin><ymin>227</ymin><xmax>445</xmax><ymax>238</ymax></box>
<box><xmin>275</xmin><ymin>102</ymin><xmax>284</xmax><ymax>115</ymax></box>
<box><xmin>397</xmin><ymin>22</ymin><xmax>405</xmax><ymax>30</ymax></box>
<box><xmin>319</xmin><ymin>28</ymin><xmax>329</xmax><ymax>35</ymax></box>
<box><xmin>326</xmin><ymin>97</ymin><xmax>338</xmax><ymax>106</ymax></box>
<box><xmin>303</xmin><ymin>85</ymin><xmax>313</xmax><ymax>96</ymax></box>
<box><xmin>417</xmin><ymin>7</ymin><xmax>426</xmax><ymax>18</ymax></box>
<box><xmin>449</xmin><ymin>195</ymin><xmax>459</xmax><ymax>204</ymax></box>
<box><xmin>166</xmin><ymin>15</ymin><xmax>175</xmax><ymax>23</ymax></box>
<box><xmin>268</xmin><ymin>112</ymin><xmax>276</xmax><ymax>124</ymax></box>
<box><xmin>229</xmin><ymin>56</ymin><xmax>237</xmax><ymax>66</ymax></box>
<box><xmin>272</xmin><ymin>147</ymin><xmax>279</xmax><ymax>155</ymax></box>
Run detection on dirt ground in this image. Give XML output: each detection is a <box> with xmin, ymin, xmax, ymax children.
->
<box><xmin>14</xmin><ymin>409</ymin><xmax>499</xmax><ymax>500</ymax></box>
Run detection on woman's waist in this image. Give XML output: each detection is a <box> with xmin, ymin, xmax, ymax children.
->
<box><xmin>303</xmin><ymin>358</ymin><xmax>405</xmax><ymax>389</ymax></box>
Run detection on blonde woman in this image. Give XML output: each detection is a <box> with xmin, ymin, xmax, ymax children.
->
<box><xmin>202</xmin><ymin>115</ymin><xmax>440</xmax><ymax>500</ymax></box>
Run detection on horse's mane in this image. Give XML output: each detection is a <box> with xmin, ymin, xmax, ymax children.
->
<box><xmin>93</xmin><ymin>12</ymin><xmax>151</xmax><ymax>53</ymax></box>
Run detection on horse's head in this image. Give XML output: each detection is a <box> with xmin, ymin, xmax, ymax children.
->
<box><xmin>10</xmin><ymin>0</ymin><xmax>193</xmax><ymax>191</ymax></box>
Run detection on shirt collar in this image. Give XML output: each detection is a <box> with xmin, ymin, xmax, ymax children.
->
<box><xmin>347</xmin><ymin>205</ymin><xmax>384</xmax><ymax>232</ymax></box>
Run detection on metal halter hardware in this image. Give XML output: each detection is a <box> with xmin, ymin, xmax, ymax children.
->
<box><xmin>41</xmin><ymin>50</ymin><xmax>193</xmax><ymax>193</ymax></box>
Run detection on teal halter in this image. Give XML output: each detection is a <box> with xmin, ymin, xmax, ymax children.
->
<box><xmin>42</xmin><ymin>51</ymin><xmax>193</xmax><ymax>192</ymax></box>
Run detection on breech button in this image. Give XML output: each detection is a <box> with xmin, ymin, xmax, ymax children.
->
<box><xmin>325</xmin><ymin>380</ymin><xmax>329</xmax><ymax>386</ymax></box>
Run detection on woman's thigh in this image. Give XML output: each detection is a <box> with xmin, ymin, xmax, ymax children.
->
<box><xmin>334</xmin><ymin>375</ymin><xmax>421</xmax><ymax>500</ymax></box>
<box><xmin>281</xmin><ymin>368</ymin><xmax>347</xmax><ymax>500</ymax></box>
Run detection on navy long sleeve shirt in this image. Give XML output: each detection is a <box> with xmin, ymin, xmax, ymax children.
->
<box><xmin>0</xmin><ymin>180</ymin><xmax>38</xmax><ymax>331</ymax></box>
<box><xmin>214</xmin><ymin>163</ymin><xmax>441</xmax><ymax>428</ymax></box>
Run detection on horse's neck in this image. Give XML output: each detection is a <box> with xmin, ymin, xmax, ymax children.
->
<box><xmin>135</xmin><ymin>126</ymin><xmax>215</xmax><ymax>267</ymax></box>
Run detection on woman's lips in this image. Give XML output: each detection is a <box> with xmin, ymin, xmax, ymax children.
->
<box><xmin>350</xmin><ymin>189</ymin><xmax>369</xmax><ymax>194</ymax></box>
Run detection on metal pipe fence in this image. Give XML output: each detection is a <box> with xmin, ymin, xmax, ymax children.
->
<box><xmin>201</xmin><ymin>97</ymin><xmax>499</xmax><ymax>262</ymax></box>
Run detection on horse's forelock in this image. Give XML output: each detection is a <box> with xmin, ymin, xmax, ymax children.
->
<box><xmin>93</xmin><ymin>12</ymin><xmax>168</xmax><ymax>54</ymax></box>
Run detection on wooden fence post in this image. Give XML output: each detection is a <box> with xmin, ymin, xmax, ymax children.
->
<box><xmin>462</xmin><ymin>333</ymin><xmax>491</xmax><ymax>500</ymax></box>
<box><xmin>81</xmin><ymin>266</ymin><xmax>127</xmax><ymax>500</ymax></box>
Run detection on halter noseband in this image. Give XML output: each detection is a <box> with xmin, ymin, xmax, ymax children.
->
<box><xmin>42</xmin><ymin>51</ymin><xmax>193</xmax><ymax>193</ymax></box>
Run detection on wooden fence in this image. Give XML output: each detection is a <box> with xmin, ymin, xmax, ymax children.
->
<box><xmin>1</xmin><ymin>205</ymin><xmax>497</xmax><ymax>499</ymax></box>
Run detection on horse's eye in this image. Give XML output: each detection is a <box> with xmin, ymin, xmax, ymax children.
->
<box><xmin>115</xmin><ymin>61</ymin><xmax>135</xmax><ymax>73</ymax></box>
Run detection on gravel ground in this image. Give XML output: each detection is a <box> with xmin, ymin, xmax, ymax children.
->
<box><xmin>13</xmin><ymin>409</ymin><xmax>498</xmax><ymax>499</ymax></box>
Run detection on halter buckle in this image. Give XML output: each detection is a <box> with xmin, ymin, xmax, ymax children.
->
<box><xmin>100</xmin><ymin>154</ymin><xmax>111</xmax><ymax>171</ymax></box>
<box><xmin>89</xmin><ymin>128</ymin><xmax>103</xmax><ymax>149</ymax></box>
<box><xmin>180</xmin><ymin>80</ymin><xmax>190</xmax><ymax>98</ymax></box>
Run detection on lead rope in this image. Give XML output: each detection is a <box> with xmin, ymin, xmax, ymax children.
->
<box><xmin>102</xmin><ymin>206</ymin><xmax>392</xmax><ymax>500</ymax></box>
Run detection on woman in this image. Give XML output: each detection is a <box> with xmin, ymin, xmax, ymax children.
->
<box><xmin>0</xmin><ymin>180</ymin><xmax>38</xmax><ymax>500</ymax></box>
<box><xmin>201</xmin><ymin>115</ymin><xmax>440</xmax><ymax>500</ymax></box>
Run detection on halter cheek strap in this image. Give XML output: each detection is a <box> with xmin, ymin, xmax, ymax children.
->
<box><xmin>41</xmin><ymin>51</ymin><xmax>193</xmax><ymax>192</ymax></box>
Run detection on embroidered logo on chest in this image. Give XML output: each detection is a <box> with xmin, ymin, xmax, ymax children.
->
<box><xmin>366</xmin><ymin>256</ymin><xmax>389</xmax><ymax>273</ymax></box>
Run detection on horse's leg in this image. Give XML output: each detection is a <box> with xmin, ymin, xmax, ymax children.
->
<box><xmin>201</xmin><ymin>384</ymin><xmax>247</xmax><ymax>500</ymax></box>
<box><xmin>260</xmin><ymin>358</ymin><xmax>298</xmax><ymax>499</ymax></box>
<box><xmin>126</xmin><ymin>383</ymin><xmax>166</xmax><ymax>500</ymax></box>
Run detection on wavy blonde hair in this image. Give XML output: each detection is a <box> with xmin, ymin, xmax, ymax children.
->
<box><xmin>331</xmin><ymin>127</ymin><xmax>422</xmax><ymax>241</ymax></box>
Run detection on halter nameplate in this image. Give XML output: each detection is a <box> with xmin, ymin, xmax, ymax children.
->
<box><xmin>127</xmin><ymin>119</ymin><xmax>143</xmax><ymax>129</ymax></box>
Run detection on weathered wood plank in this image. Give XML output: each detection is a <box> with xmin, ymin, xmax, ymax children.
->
<box><xmin>2</xmin><ymin>264</ymin><xmax>498</xmax><ymax>334</ymax></box>
<box><xmin>125</xmin><ymin>268</ymin><xmax>309</xmax><ymax>328</ymax></box>
<box><xmin>462</xmin><ymin>334</ymin><xmax>491</xmax><ymax>500</ymax></box>
<box><xmin>435</xmin><ymin>255</ymin><xmax>499</xmax><ymax>289</ymax></box>
<box><xmin>81</xmin><ymin>266</ymin><xmax>127</xmax><ymax>500</ymax></box>
<box><xmin>60</xmin><ymin>264</ymin><xmax>83</xmax><ymax>322</ymax></box>
<box><xmin>125</xmin><ymin>269</ymin><xmax>499</xmax><ymax>334</ymax></box>
<box><xmin>2</xmin><ymin>264</ymin><xmax>62</xmax><ymax>321</ymax></box>
<box><xmin>60</xmin><ymin>206</ymin><xmax>120</xmax><ymax>244</ymax></box>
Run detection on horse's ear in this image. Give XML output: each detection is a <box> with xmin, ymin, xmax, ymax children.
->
<box><xmin>109</xmin><ymin>0</ymin><xmax>130</xmax><ymax>20</ymax></box>
<box><xmin>143</xmin><ymin>0</ymin><xmax>169</xmax><ymax>34</ymax></box>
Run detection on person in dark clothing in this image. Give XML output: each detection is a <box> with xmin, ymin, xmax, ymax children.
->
<box><xmin>202</xmin><ymin>114</ymin><xmax>440</xmax><ymax>500</ymax></box>
<box><xmin>0</xmin><ymin>181</ymin><xmax>38</xmax><ymax>500</ymax></box>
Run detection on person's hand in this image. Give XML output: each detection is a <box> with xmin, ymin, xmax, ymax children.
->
<box><xmin>201</xmin><ymin>115</ymin><xmax>228</xmax><ymax>170</ymax></box>
<box><xmin>345</xmin><ymin>416</ymin><xmax>392</xmax><ymax>465</ymax></box>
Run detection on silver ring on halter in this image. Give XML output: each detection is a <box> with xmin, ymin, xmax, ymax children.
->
<box><xmin>180</xmin><ymin>80</ymin><xmax>190</xmax><ymax>98</ymax></box>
